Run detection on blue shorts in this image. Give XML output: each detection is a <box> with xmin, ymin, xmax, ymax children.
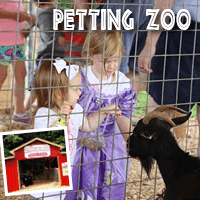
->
<box><xmin>0</xmin><ymin>44</ymin><xmax>26</xmax><ymax>66</ymax></box>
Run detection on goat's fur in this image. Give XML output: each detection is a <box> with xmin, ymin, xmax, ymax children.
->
<box><xmin>128</xmin><ymin>110</ymin><xmax>200</xmax><ymax>200</ymax></box>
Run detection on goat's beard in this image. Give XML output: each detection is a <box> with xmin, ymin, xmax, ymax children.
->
<box><xmin>139</xmin><ymin>156</ymin><xmax>154</xmax><ymax>178</ymax></box>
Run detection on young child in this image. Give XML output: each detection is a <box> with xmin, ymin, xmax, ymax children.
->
<box><xmin>59</xmin><ymin>0</ymin><xmax>109</xmax><ymax>67</ymax></box>
<box><xmin>64</xmin><ymin>28</ymin><xmax>137</xmax><ymax>199</ymax></box>
<box><xmin>58</xmin><ymin>1</ymin><xmax>90</xmax><ymax>67</ymax></box>
<box><xmin>60</xmin><ymin>0</ymin><xmax>154</xmax><ymax>97</ymax></box>
<box><xmin>0</xmin><ymin>0</ymin><xmax>35</xmax><ymax>125</ymax></box>
<box><xmin>31</xmin><ymin>59</ymin><xmax>121</xmax><ymax>199</ymax></box>
<box><xmin>24</xmin><ymin>0</ymin><xmax>66</xmax><ymax>112</ymax></box>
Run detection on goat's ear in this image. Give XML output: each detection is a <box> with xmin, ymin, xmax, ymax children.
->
<box><xmin>172</xmin><ymin>112</ymin><xmax>192</xmax><ymax>126</ymax></box>
<box><xmin>141</xmin><ymin>132</ymin><xmax>153</xmax><ymax>140</ymax></box>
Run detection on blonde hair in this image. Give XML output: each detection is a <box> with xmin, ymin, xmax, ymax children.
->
<box><xmin>82</xmin><ymin>25</ymin><xmax>125</xmax><ymax>66</ymax></box>
<box><xmin>82</xmin><ymin>25</ymin><xmax>125</xmax><ymax>82</ymax></box>
<box><xmin>33</xmin><ymin>60</ymin><xmax>70</xmax><ymax>113</ymax></box>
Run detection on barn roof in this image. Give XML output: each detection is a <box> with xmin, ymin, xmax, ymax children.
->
<box><xmin>5</xmin><ymin>156</ymin><xmax>15</xmax><ymax>160</ymax></box>
<box><xmin>10</xmin><ymin>137</ymin><xmax>64</xmax><ymax>155</ymax></box>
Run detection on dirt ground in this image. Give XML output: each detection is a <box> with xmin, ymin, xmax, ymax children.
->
<box><xmin>11</xmin><ymin>180</ymin><xmax>68</xmax><ymax>193</ymax></box>
<box><xmin>0</xmin><ymin>114</ymin><xmax>199</xmax><ymax>200</ymax></box>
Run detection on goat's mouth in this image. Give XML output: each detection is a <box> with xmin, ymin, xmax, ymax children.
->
<box><xmin>127</xmin><ymin>147</ymin><xmax>132</xmax><ymax>155</ymax></box>
<box><xmin>128</xmin><ymin>149</ymin><xmax>140</xmax><ymax>160</ymax></box>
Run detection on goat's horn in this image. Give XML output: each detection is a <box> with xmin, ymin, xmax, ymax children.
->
<box><xmin>143</xmin><ymin>112</ymin><xmax>176</xmax><ymax>126</ymax></box>
<box><xmin>154</xmin><ymin>105</ymin><xmax>188</xmax><ymax>114</ymax></box>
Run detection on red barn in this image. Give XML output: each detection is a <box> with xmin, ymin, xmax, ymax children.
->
<box><xmin>5</xmin><ymin>138</ymin><xmax>70</xmax><ymax>193</ymax></box>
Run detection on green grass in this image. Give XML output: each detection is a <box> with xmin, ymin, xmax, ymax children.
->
<box><xmin>191</xmin><ymin>104</ymin><xmax>197</xmax><ymax>118</ymax></box>
<box><xmin>58</xmin><ymin>0</ymin><xmax>100</xmax><ymax>9</ymax></box>
<box><xmin>133</xmin><ymin>91</ymin><xmax>148</xmax><ymax>117</ymax></box>
<box><xmin>58</xmin><ymin>0</ymin><xmax>73</xmax><ymax>9</ymax></box>
<box><xmin>134</xmin><ymin>91</ymin><xmax>198</xmax><ymax>118</ymax></box>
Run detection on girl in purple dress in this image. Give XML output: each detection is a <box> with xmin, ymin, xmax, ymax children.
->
<box><xmin>65</xmin><ymin>29</ymin><xmax>137</xmax><ymax>200</ymax></box>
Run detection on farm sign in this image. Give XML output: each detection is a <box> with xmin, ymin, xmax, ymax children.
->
<box><xmin>62</xmin><ymin>162</ymin><xmax>69</xmax><ymax>176</ymax></box>
<box><xmin>24</xmin><ymin>144</ymin><xmax>51</xmax><ymax>158</ymax></box>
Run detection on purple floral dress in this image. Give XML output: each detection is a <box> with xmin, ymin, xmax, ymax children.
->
<box><xmin>65</xmin><ymin>66</ymin><xmax>137</xmax><ymax>200</ymax></box>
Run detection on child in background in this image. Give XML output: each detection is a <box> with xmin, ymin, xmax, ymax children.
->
<box><xmin>32</xmin><ymin>59</ymin><xmax>121</xmax><ymax>199</ymax></box>
<box><xmin>59</xmin><ymin>16</ymin><xmax>88</xmax><ymax>66</ymax></box>
<box><xmin>24</xmin><ymin>0</ymin><xmax>66</xmax><ymax>112</ymax></box>
<box><xmin>0</xmin><ymin>0</ymin><xmax>35</xmax><ymax>125</ymax></box>
<box><xmin>58</xmin><ymin>0</ymin><xmax>91</xmax><ymax>66</ymax></box>
<box><xmin>65</xmin><ymin>28</ymin><xmax>137</xmax><ymax>200</ymax></box>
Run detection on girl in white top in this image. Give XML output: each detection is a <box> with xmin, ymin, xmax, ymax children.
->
<box><xmin>32</xmin><ymin>59</ymin><xmax>121</xmax><ymax>199</ymax></box>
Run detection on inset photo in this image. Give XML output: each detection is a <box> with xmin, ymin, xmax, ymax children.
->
<box><xmin>0</xmin><ymin>127</ymin><xmax>72</xmax><ymax>196</ymax></box>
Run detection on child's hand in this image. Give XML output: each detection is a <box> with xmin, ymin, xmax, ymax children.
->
<box><xmin>20</xmin><ymin>14</ymin><xmax>35</xmax><ymax>38</ymax></box>
<box><xmin>101</xmin><ymin>104</ymin><xmax>121</xmax><ymax>118</ymax></box>
<box><xmin>29</xmin><ymin>14</ymin><xmax>35</xmax><ymax>25</ymax></box>
<box><xmin>59</xmin><ymin>101</ymin><xmax>72</xmax><ymax>121</ymax></box>
<box><xmin>18</xmin><ymin>11</ymin><xmax>32</xmax><ymax>22</ymax></box>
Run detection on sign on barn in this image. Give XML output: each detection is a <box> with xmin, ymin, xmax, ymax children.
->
<box><xmin>24</xmin><ymin>144</ymin><xmax>51</xmax><ymax>158</ymax></box>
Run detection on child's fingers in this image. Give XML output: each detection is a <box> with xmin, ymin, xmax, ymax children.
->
<box><xmin>116</xmin><ymin>106</ymin><xmax>121</xmax><ymax>111</ymax></box>
<box><xmin>62</xmin><ymin>101</ymin><xmax>75</xmax><ymax>110</ymax></box>
<box><xmin>59</xmin><ymin>115</ymin><xmax>68</xmax><ymax>122</ymax></box>
<box><xmin>104</xmin><ymin>104</ymin><xmax>118</xmax><ymax>111</ymax></box>
<box><xmin>61</xmin><ymin>105</ymin><xmax>70</xmax><ymax>111</ymax></box>
<box><xmin>61</xmin><ymin>102</ymin><xmax>74</xmax><ymax>114</ymax></box>
<box><xmin>116</xmin><ymin>110</ymin><xmax>121</xmax><ymax>118</ymax></box>
<box><xmin>61</xmin><ymin>106</ymin><xmax>72</xmax><ymax>115</ymax></box>
<box><xmin>61</xmin><ymin>101</ymin><xmax>71</xmax><ymax>109</ymax></box>
<box><xmin>114</xmin><ymin>106</ymin><xmax>121</xmax><ymax>116</ymax></box>
<box><xmin>61</xmin><ymin>114</ymin><xmax>70</xmax><ymax>121</ymax></box>
<box><xmin>62</xmin><ymin>101</ymin><xmax>71</xmax><ymax>106</ymax></box>
<box><xmin>102</xmin><ymin>105</ymin><xmax>121</xmax><ymax>115</ymax></box>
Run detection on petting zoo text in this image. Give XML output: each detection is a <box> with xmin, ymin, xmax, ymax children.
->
<box><xmin>53</xmin><ymin>8</ymin><xmax>191</xmax><ymax>31</ymax></box>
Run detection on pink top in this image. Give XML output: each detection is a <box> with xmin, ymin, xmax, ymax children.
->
<box><xmin>0</xmin><ymin>0</ymin><xmax>25</xmax><ymax>46</ymax></box>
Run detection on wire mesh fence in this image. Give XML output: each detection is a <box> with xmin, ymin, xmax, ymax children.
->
<box><xmin>0</xmin><ymin>0</ymin><xmax>200</xmax><ymax>199</ymax></box>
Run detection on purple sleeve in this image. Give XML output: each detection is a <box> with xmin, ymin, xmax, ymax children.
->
<box><xmin>118</xmin><ymin>88</ymin><xmax>137</xmax><ymax>119</ymax></box>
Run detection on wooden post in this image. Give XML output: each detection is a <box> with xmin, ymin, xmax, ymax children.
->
<box><xmin>44</xmin><ymin>158</ymin><xmax>47</xmax><ymax>180</ymax></box>
<box><xmin>57</xmin><ymin>156</ymin><xmax>62</xmax><ymax>187</ymax></box>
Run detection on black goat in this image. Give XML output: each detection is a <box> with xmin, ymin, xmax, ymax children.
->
<box><xmin>128</xmin><ymin>105</ymin><xmax>200</xmax><ymax>200</ymax></box>
<box><xmin>21</xmin><ymin>175</ymin><xmax>33</xmax><ymax>187</ymax></box>
<box><xmin>22</xmin><ymin>175</ymin><xmax>29</xmax><ymax>187</ymax></box>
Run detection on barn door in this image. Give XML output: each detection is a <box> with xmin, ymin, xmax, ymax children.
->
<box><xmin>5</xmin><ymin>159</ymin><xmax>20</xmax><ymax>192</ymax></box>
